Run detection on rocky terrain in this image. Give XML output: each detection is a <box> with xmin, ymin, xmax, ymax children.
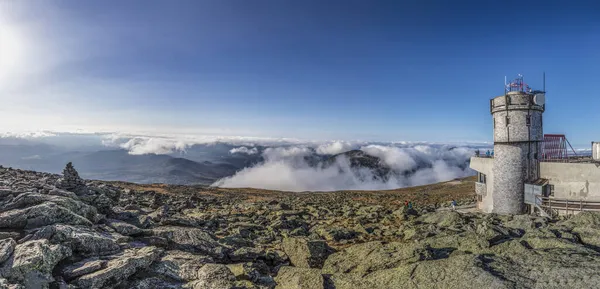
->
<box><xmin>1</xmin><ymin>163</ymin><xmax>600</xmax><ymax>288</ymax></box>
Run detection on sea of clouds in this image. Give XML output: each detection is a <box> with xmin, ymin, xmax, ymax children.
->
<box><xmin>215</xmin><ymin>142</ymin><xmax>484</xmax><ymax>192</ymax></box>
<box><xmin>1</xmin><ymin>131</ymin><xmax>492</xmax><ymax>191</ymax></box>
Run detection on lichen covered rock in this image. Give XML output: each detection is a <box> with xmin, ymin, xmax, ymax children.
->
<box><xmin>72</xmin><ymin>246</ymin><xmax>163</xmax><ymax>289</ymax></box>
<box><xmin>274</xmin><ymin>266</ymin><xmax>323</xmax><ymax>289</ymax></box>
<box><xmin>151</xmin><ymin>250</ymin><xmax>213</xmax><ymax>281</ymax></box>
<box><xmin>0</xmin><ymin>240</ymin><xmax>72</xmax><ymax>289</ymax></box>
<box><xmin>188</xmin><ymin>264</ymin><xmax>236</xmax><ymax>289</ymax></box>
<box><xmin>281</xmin><ymin>237</ymin><xmax>333</xmax><ymax>269</ymax></box>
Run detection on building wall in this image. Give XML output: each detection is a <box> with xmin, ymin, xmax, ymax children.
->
<box><xmin>470</xmin><ymin>157</ymin><xmax>494</xmax><ymax>213</ymax></box>
<box><xmin>593</xmin><ymin>142</ymin><xmax>600</xmax><ymax>161</ymax></box>
<box><xmin>541</xmin><ymin>162</ymin><xmax>600</xmax><ymax>200</ymax></box>
<box><xmin>493</xmin><ymin>144</ymin><xmax>529</xmax><ymax>214</ymax></box>
<box><xmin>490</xmin><ymin>92</ymin><xmax>544</xmax><ymax>214</ymax></box>
<box><xmin>492</xmin><ymin>110</ymin><xmax>543</xmax><ymax>143</ymax></box>
<box><xmin>490</xmin><ymin>92</ymin><xmax>544</xmax><ymax>143</ymax></box>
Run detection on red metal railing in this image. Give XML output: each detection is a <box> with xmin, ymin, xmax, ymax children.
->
<box><xmin>542</xmin><ymin>134</ymin><xmax>578</xmax><ymax>162</ymax></box>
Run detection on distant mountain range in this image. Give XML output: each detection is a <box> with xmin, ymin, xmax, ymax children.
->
<box><xmin>0</xmin><ymin>141</ymin><xmax>261</xmax><ymax>185</ymax></box>
<box><xmin>0</xmin><ymin>139</ymin><xmax>471</xmax><ymax>186</ymax></box>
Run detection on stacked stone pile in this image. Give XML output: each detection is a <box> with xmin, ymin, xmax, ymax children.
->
<box><xmin>56</xmin><ymin>162</ymin><xmax>85</xmax><ymax>192</ymax></box>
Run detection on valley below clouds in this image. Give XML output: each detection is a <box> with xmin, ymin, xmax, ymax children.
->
<box><xmin>0</xmin><ymin>132</ymin><xmax>490</xmax><ymax>191</ymax></box>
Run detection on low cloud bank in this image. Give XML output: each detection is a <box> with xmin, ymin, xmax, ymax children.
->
<box><xmin>116</xmin><ymin>137</ymin><xmax>190</xmax><ymax>155</ymax></box>
<box><xmin>262</xmin><ymin>146</ymin><xmax>313</xmax><ymax>161</ymax></box>
<box><xmin>230</xmin><ymin>146</ymin><xmax>259</xmax><ymax>155</ymax></box>
<box><xmin>214</xmin><ymin>144</ymin><xmax>480</xmax><ymax>192</ymax></box>
<box><xmin>100</xmin><ymin>133</ymin><xmax>307</xmax><ymax>155</ymax></box>
<box><xmin>0</xmin><ymin>131</ymin><xmax>57</xmax><ymax>138</ymax></box>
<box><xmin>315</xmin><ymin>141</ymin><xmax>357</xmax><ymax>155</ymax></box>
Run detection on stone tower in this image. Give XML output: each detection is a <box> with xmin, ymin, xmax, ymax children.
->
<box><xmin>490</xmin><ymin>76</ymin><xmax>545</xmax><ymax>214</ymax></box>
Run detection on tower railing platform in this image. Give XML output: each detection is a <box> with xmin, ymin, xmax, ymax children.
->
<box><xmin>535</xmin><ymin>195</ymin><xmax>600</xmax><ymax>217</ymax></box>
<box><xmin>473</xmin><ymin>155</ymin><xmax>494</xmax><ymax>159</ymax></box>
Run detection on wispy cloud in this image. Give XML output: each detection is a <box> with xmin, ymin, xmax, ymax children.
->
<box><xmin>100</xmin><ymin>133</ymin><xmax>309</xmax><ymax>155</ymax></box>
<box><xmin>0</xmin><ymin>131</ymin><xmax>57</xmax><ymax>139</ymax></box>
<box><xmin>230</xmin><ymin>146</ymin><xmax>259</xmax><ymax>155</ymax></box>
<box><xmin>116</xmin><ymin>138</ymin><xmax>191</xmax><ymax>155</ymax></box>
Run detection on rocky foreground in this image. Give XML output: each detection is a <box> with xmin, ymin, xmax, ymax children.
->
<box><xmin>1</xmin><ymin>164</ymin><xmax>600</xmax><ymax>288</ymax></box>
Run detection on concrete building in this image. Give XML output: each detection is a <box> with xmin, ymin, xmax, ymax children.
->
<box><xmin>470</xmin><ymin>75</ymin><xmax>600</xmax><ymax>216</ymax></box>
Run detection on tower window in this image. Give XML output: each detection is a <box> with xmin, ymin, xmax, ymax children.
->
<box><xmin>478</xmin><ymin>173</ymin><xmax>487</xmax><ymax>184</ymax></box>
<box><xmin>526</xmin><ymin>115</ymin><xmax>531</xmax><ymax>126</ymax></box>
<box><xmin>505</xmin><ymin>116</ymin><xmax>510</xmax><ymax>126</ymax></box>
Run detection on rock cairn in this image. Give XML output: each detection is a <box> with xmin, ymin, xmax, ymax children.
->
<box><xmin>57</xmin><ymin>162</ymin><xmax>85</xmax><ymax>191</ymax></box>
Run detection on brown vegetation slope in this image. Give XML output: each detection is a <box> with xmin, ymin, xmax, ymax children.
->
<box><xmin>111</xmin><ymin>175</ymin><xmax>477</xmax><ymax>208</ymax></box>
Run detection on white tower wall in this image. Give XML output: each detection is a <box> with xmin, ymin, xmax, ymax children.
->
<box><xmin>490</xmin><ymin>91</ymin><xmax>545</xmax><ymax>214</ymax></box>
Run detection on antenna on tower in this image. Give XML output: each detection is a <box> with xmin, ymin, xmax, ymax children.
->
<box><xmin>543</xmin><ymin>72</ymin><xmax>546</xmax><ymax>92</ymax></box>
<box><xmin>504</xmin><ymin>76</ymin><xmax>507</xmax><ymax>94</ymax></box>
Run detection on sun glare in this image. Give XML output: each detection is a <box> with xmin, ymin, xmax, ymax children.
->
<box><xmin>0</xmin><ymin>24</ymin><xmax>26</xmax><ymax>78</ymax></box>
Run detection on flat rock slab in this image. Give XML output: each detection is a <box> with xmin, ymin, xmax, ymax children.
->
<box><xmin>188</xmin><ymin>264</ymin><xmax>236</xmax><ymax>289</ymax></box>
<box><xmin>151</xmin><ymin>226</ymin><xmax>227</xmax><ymax>258</ymax></box>
<box><xmin>228</xmin><ymin>247</ymin><xmax>265</xmax><ymax>262</ymax></box>
<box><xmin>282</xmin><ymin>237</ymin><xmax>332</xmax><ymax>269</ymax></box>
<box><xmin>105</xmin><ymin>219</ymin><xmax>143</xmax><ymax>236</ymax></box>
<box><xmin>0</xmin><ymin>192</ymin><xmax>99</xmax><ymax>223</ymax></box>
<box><xmin>61</xmin><ymin>257</ymin><xmax>106</xmax><ymax>280</ymax></box>
<box><xmin>0</xmin><ymin>202</ymin><xmax>93</xmax><ymax>229</ymax></box>
<box><xmin>0</xmin><ymin>239</ymin><xmax>72</xmax><ymax>288</ymax></box>
<box><xmin>31</xmin><ymin>224</ymin><xmax>121</xmax><ymax>257</ymax></box>
<box><xmin>73</xmin><ymin>246</ymin><xmax>163</xmax><ymax>289</ymax></box>
<box><xmin>328</xmin><ymin>254</ymin><xmax>512</xmax><ymax>289</ymax></box>
<box><xmin>128</xmin><ymin>277</ymin><xmax>184</xmax><ymax>289</ymax></box>
<box><xmin>151</xmin><ymin>250</ymin><xmax>214</xmax><ymax>281</ymax></box>
<box><xmin>322</xmin><ymin>241</ymin><xmax>430</xmax><ymax>275</ymax></box>
<box><xmin>274</xmin><ymin>266</ymin><xmax>324</xmax><ymax>289</ymax></box>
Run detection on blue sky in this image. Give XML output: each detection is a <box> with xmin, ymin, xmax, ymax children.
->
<box><xmin>0</xmin><ymin>1</ymin><xmax>599</xmax><ymax>146</ymax></box>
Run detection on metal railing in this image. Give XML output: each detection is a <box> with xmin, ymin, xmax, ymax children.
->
<box><xmin>473</xmin><ymin>153</ymin><xmax>494</xmax><ymax>159</ymax></box>
<box><xmin>535</xmin><ymin>195</ymin><xmax>600</xmax><ymax>217</ymax></box>
<box><xmin>540</xmin><ymin>156</ymin><xmax>598</xmax><ymax>164</ymax></box>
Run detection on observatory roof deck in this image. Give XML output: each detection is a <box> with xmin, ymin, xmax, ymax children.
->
<box><xmin>471</xmin><ymin>154</ymin><xmax>598</xmax><ymax>164</ymax></box>
<box><xmin>541</xmin><ymin>156</ymin><xmax>598</xmax><ymax>164</ymax></box>
<box><xmin>490</xmin><ymin>91</ymin><xmax>545</xmax><ymax>114</ymax></box>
